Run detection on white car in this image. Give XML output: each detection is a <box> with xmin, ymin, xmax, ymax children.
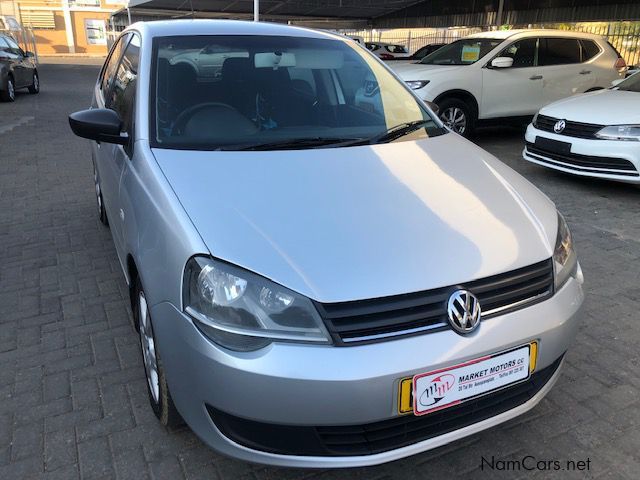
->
<box><xmin>523</xmin><ymin>73</ymin><xmax>640</xmax><ymax>183</ymax></box>
<box><xmin>391</xmin><ymin>30</ymin><xmax>626</xmax><ymax>136</ymax></box>
<box><xmin>366</xmin><ymin>42</ymin><xmax>411</xmax><ymax>60</ymax></box>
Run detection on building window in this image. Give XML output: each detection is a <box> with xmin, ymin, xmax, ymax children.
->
<box><xmin>85</xmin><ymin>19</ymin><xmax>106</xmax><ymax>45</ymax></box>
<box><xmin>69</xmin><ymin>0</ymin><xmax>101</xmax><ymax>6</ymax></box>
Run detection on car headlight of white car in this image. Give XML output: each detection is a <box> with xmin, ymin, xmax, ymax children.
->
<box><xmin>553</xmin><ymin>213</ymin><xmax>578</xmax><ymax>290</ymax></box>
<box><xmin>183</xmin><ymin>256</ymin><xmax>331</xmax><ymax>351</ymax></box>
<box><xmin>595</xmin><ymin>125</ymin><xmax>640</xmax><ymax>141</ymax></box>
<box><xmin>405</xmin><ymin>80</ymin><xmax>430</xmax><ymax>90</ymax></box>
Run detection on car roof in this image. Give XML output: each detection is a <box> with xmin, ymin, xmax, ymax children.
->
<box><xmin>467</xmin><ymin>29</ymin><xmax>603</xmax><ymax>41</ymax></box>
<box><xmin>126</xmin><ymin>19</ymin><xmax>343</xmax><ymax>41</ymax></box>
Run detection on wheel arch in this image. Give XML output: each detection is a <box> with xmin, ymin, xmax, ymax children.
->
<box><xmin>433</xmin><ymin>90</ymin><xmax>479</xmax><ymax>118</ymax></box>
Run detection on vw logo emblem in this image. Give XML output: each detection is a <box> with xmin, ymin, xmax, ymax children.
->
<box><xmin>554</xmin><ymin>119</ymin><xmax>566</xmax><ymax>134</ymax></box>
<box><xmin>447</xmin><ymin>290</ymin><xmax>481</xmax><ymax>335</ymax></box>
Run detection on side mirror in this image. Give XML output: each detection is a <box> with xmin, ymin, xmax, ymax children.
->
<box><xmin>490</xmin><ymin>57</ymin><xmax>514</xmax><ymax>69</ymax></box>
<box><xmin>24</xmin><ymin>51</ymin><xmax>34</xmax><ymax>58</ymax></box>
<box><xmin>425</xmin><ymin>101</ymin><xmax>440</xmax><ymax>115</ymax></box>
<box><xmin>69</xmin><ymin>108</ymin><xmax>128</xmax><ymax>145</ymax></box>
<box><xmin>611</xmin><ymin>78</ymin><xmax>625</xmax><ymax>87</ymax></box>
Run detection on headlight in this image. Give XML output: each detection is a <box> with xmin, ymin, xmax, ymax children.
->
<box><xmin>183</xmin><ymin>257</ymin><xmax>331</xmax><ymax>351</ymax></box>
<box><xmin>405</xmin><ymin>80</ymin><xmax>430</xmax><ymax>90</ymax></box>
<box><xmin>595</xmin><ymin>125</ymin><xmax>640</xmax><ymax>141</ymax></box>
<box><xmin>553</xmin><ymin>213</ymin><xmax>578</xmax><ymax>290</ymax></box>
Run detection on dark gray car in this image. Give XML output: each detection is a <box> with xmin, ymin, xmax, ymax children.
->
<box><xmin>0</xmin><ymin>33</ymin><xmax>39</xmax><ymax>102</ymax></box>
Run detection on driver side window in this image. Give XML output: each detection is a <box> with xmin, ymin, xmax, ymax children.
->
<box><xmin>100</xmin><ymin>34</ymin><xmax>129</xmax><ymax>100</ymax></box>
<box><xmin>497</xmin><ymin>38</ymin><xmax>538</xmax><ymax>68</ymax></box>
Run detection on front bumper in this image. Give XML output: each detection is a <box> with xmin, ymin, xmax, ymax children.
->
<box><xmin>151</xmin><ymin>273</ymin><xmax>584</xmax><ymax>467</ymax></box>
<box><xmin>523</xmin><ymin>124</ymin><xmax>640</xmax><ymax>183</ymax></box>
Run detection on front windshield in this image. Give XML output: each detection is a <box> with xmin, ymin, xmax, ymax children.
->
<box><xmin>153</xmin><ymin>35</ymin><xmax>445</xmax><ymax>150</ymax></box>
<box><xmin>616</xmin><ymin>73</ymin><xmax>640</xmax><ymax>92</ymax></box>
<box><xmin>420</xmin><ymin>38</ymin><xmax>503</xmax><ymax>65</ymax></box>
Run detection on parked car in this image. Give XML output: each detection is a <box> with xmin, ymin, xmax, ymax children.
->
<box><xmin>68</xmin><ymin>20</ymin><xmax>583</xmax><ymax>468</ymax></box>
<box><xmin>366</xmin><ymin>41</ymin><xmax>411</xmax><ymax>59</ymax></box>
<box><xmin>387</xmin><ymin>43</ymin><xmax>446</xmax><ymax>64</ymax></box>
<box><xmin>390</xmin><ymin>29</ymin><xmax>626</xmax><ymax>136</ymax></box>
<box><xmin>523</xmin><ymin>73</ymin><xmax>640</xmax><ymax>183</ymax></box>
<box><xmin>0</xmin><ymin>33</ymin><xmax>39</xmax><ymax>102</ymax></box>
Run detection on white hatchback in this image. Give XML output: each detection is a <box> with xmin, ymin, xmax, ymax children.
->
<box><xmin>523</xmin><ymin>73</ymin><xmax>640</xmax><ymax>183</ymax></box>
<box><xmin>391</xmin><ymin>29</ymin><xmax>625</xmax><ymax>136</ymax></box>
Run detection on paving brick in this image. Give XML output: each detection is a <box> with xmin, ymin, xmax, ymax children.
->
<box><xmin>44</xmin><ymin>427</ymin><xmax>77</xmax><ymax>471</ymax></box>
<box><xmin>77</xmin><ymin>436</ymin><xmax>115</xmax><ymax>479</ymax></box>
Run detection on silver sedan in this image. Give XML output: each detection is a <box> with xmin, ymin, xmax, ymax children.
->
<box><xmin>68</xmin><ymin>19</ymin><xmax>584</xmax><ymax>468</ymax></box>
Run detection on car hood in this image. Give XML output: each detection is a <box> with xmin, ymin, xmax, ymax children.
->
<box><xmin>153</xmin><ymin>135</ymin><xmax>557</xmax><ymax>303</ymax></box>
<box><xmin>540</xmin><ymin>89</ymin><xmax>640</xmax><ymax>125</ymax></box>
<box><xmin>389</xmin><ymin>63</ymin><xmax>468</xmax><ymax>80</ymax></box>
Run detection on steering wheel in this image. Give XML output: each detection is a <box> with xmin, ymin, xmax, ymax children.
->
<box><xmin>171</xmin><ymin>102</ymin><xmax>256</xmax><ymax>136</ymax></box>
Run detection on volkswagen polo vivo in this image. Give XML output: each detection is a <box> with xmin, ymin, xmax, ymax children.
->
<box><xmin>68</xmin><ymin>20</ymin><xmax>584</xmax><ymax>467</ymax></box>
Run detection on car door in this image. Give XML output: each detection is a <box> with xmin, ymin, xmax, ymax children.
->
<box><xmin>481</xmin><ymin>37</ymin><xmax>542</xmax><ymax>118</ymax></box>
<box><xmin>101</xmin><ymin>33</ymin><xmax>140</xmax><ymax>256</ymax></box>
<box><xmin>538</xmin><ymin>37</ymin><xmax>589</xmax><ymax>105</ymax></box>
<box><xmin>0</xmin><ymin>35</ymin><xmax>22</xmax><ymax>86</ymax></box>
<box><xmin>4</xmin><ymin>35</ymin><xmax>29</xmax><ymax>87</ymax></box>
<box><xmin>93</xmin><ymin>33</ymin><xmax>130</xmax><ymax>260</ymax></box>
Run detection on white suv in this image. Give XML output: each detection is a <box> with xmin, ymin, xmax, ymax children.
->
<box><xmin>391</xmin><ymin>30</ymin><xmax>626</xmax><ymax>136</ymax></box>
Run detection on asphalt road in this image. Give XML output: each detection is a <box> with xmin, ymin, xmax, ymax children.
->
<box><xmin>0</xmin><ymin>60</ymin><xmax>639</xmax><ymax>480</ymax></box>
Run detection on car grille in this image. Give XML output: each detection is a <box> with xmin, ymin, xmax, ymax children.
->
<box><xmin>534</xmin><ymin>114</ymin><xmax>604</xmax><ymax>139</ymax></box>
<box><xmin>206</xmin><ymin>355</ymin><xmax>563</xmax><ymax>457</ymax></box>
<box><xmin>314</xmin><ymin>259</ymin><xmax>554</xmax><ymax>345</ymax></box>
<box><xmin>526</xmin><ymin>142</ymin><xmax>639</xmax><ymax>177</ymax></box>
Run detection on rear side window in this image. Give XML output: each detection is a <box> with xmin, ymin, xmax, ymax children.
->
<box><xmin>539</xmin><ymin>38</ymin><xmax>581</xmax><ymax>66</ymax></box>
<box><xmin>106</xmin><ymin>34</ymin><xmax>140</xmax><ymax>137</ymax></box>
<box><xmin>580</xmin><ymin>40</ymin><xmax>601</xmax><ymax>61</ymax></box>
<box><xmin>100</xmin><ymin>34</ymin><xmax>129</xmax><ymax>97</ymax></box>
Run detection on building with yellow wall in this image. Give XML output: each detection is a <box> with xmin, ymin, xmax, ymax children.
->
<box><xmin>2</xmin><ymin>0</ymin><xmax>127</xmax><ymax>55</ymax></box>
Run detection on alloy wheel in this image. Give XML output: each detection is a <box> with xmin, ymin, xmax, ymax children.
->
<box><xmin>139</xmin><ymin>292</ymin><xmax>160</xmax><ymax>404</ymax></box>
<box><xmin>440</xmin><ymin>107</ymin><xmax>467</xmax><ymax>135</ymax></box>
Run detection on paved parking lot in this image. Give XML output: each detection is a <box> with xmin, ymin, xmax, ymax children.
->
<box><xmin>1</xmin><ymin>61</ymin><xmax>639</xmax><ymax>480</ymax></box>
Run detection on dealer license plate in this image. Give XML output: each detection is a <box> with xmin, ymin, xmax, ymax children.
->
<box><xmin>412</xmin><ymin>345</ymin><xmax>531</xmax><ymax>416</ymax></box>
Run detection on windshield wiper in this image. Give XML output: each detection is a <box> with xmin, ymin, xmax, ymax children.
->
<box><xmin>219</xmin><ymin>137</ymin><xmax>365</xmax><ymax>151</ymax></box>
<box><xmin>360</xmin><ymin>120</ymin><xmax>432</xmax><ymax>146</ymax></box>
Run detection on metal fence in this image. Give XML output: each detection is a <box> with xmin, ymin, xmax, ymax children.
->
<box><xmin>343</xmin><ymin>28</ymin><xmax>483</xmax><ymax>53</ymax></box>
<box><xmin>343</xmin><ymin>22</ymin><xmax>640</xmax><ymax>67</ymax></box>
<box><xmin>0</xmin><ymin>26</ymin><xmax>38</xmax><ymax>61</ymax></box>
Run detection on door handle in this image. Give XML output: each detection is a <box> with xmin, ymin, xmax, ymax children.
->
<box><xmin>529</xmin><ymin>75</ymin><xmax>543</xmax><ymax>80</ymax></box>
<box><xmin>579</xmin><ymin>70</ymin><xmax>592</xmax><ymax>75</ymax></box>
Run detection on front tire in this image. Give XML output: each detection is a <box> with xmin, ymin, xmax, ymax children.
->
<box><xmin>134</xmin><ymin>279</ymin><xmax>182</xmax><ymax>428</ymax></box>
<box><xmin>438</xmin><ymin>98</ymin><xmax>475</xmax><ymax>137</ymax></box>
<box><xmin>1</xmin><ymin>76</ymin><xmax>15</xmax><ymax>102</ymax></box>
<box><xmin>28</xmin><ymin>71</ymin><xmax>39</xmax><ymax>94</ymax></box>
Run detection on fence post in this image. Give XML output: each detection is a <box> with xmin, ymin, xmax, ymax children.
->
<box><xmin>407</xmin><ymin>30</ymin><xmax>412</xmax><ymax>51</ymax></box>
